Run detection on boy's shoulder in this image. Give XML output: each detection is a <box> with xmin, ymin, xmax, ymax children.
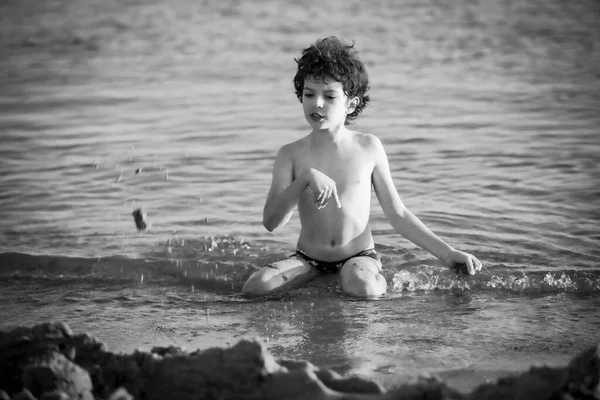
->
<box><xmin>345</xmin><ymin>130</ymin><xmax>384</xmax><ymax>153</ymax></box>
<box><xmin>277</xmin><ymin>136</ymin><xmax>309</xmax><ymax>155</ymax></box>
<box><xmin>276</xmin><ymin>131</ymin><xmax>383</xmax><ymax>157</ymax></box>
<box><xmin>352</xmin><ymin>130</ymin><xmax>381</xmax><ymax>146</ymax></box>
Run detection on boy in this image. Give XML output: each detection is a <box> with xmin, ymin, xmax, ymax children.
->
<box><xmin>243</xmin><ymin>37</ymin><xmax>482</xmax><ymax>297</ymax></box>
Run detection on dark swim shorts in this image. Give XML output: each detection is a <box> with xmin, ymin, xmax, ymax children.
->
<box><xmin>293</xmin><ymin>248</ymin><xmax>381</xmax><ymax>274</ymax></box>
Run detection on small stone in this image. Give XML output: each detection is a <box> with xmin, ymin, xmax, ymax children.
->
<box><xmin>132</xmin><ymin>209</ymin><xmax>147</xmax><ymax>232</ymax></box>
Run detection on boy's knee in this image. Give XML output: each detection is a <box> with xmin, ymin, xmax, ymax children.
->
<box><xmin>340</xmin><ymin>257</ymin><xmax>387</xmax><ymax>298</ymax></box>
<box><xmin>242</xmin><ymin>268</ymin><xmax>279</xmax><ymax>296</ymax></box>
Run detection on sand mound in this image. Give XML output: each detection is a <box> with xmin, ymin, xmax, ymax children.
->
<box><xmin>0</xmin><ymin>322</ymin><xmax>598</xmax><ymax>399</ymax></box>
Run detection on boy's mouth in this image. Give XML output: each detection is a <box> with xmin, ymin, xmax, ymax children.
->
<box><xmin>310</xmin><ymin>113</ymin><xmax>324</xmax><ymax>121</ymax></box>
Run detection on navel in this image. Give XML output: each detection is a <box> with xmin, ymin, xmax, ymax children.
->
<box><xmin>330</xmin><ymin>240</ymin><xmax>336</xmax><ymax>247</ymax></box>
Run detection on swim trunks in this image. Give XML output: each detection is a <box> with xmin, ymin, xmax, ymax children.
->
<box><xmin>293</xmin><ymin>248</ymin><xmax>381</xmax><ymax>274</ymax></box>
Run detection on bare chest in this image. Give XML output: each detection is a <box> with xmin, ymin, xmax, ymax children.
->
<box><xmin>294</xmin><ymin>148</ymin><xmax>374</xmax><ymax>191</ymax></box>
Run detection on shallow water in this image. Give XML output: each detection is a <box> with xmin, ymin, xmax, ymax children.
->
<box><xmin>1</xmin><ymin>0</ymin><xmax>599</xmax><ymax>392</ymax></box>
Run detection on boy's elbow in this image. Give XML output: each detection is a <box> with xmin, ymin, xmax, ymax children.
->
<box><xmin>263</xmin><ymin>215</ymin><xmax>276</xmax><ymax>232</ymax></box>
<box><xmin>263</xmin><ymin>208</ymin><xmax>292</xmax><ymax>232</ymax></box>
<box><xmin>263</xmin><ymin>222</ymin><xmax>276</xmax><ymax>232</ymax></box>
<box><xmin>391</xmin><ymin>199</ymin><xmax>409</xmax><ymax>217</ymax></box>
<box><xmin>397</xmin><ymin>204</ymin><xmax>410</xmax><ymax>219</ymax></box>
<box><xmin>382</xmin><ymin>200</ymin><xmax>408</xmax><ymax>221</ymax></box>
<box><xmin>263</xmin><ymin>214</ymin><xmax>289</xmax><ymax>232</ymax></box>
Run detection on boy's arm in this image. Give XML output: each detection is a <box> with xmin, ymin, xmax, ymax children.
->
<box><xmin>263</xmin><ymin>144</ymin><xmax>308</xmax><ymax>232</ymax></box>
<box><xmin>370</xmin><ymin>136</ymin><xmax>482</xmax><ymax>274</ymax></box>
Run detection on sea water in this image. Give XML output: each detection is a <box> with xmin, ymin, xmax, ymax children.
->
<box><xmin>1</xmin><ymin>0</ymin><xmax>599</xmax><ymax>392</ymax></box>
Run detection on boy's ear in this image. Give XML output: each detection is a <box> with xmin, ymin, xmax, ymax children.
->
<box><xmin>347</xmin><ymin>97</ymin><xmax>360</xmax><ymax>113</ymax></box>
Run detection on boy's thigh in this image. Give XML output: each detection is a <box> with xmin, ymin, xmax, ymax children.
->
<box><xmin>340</xmin><ymin>255</ymin><xmax>383</xmax><ymax>278</ymax></box>
<box><xmin>243</xmin><ymin>256</ymin><xmax>317</xmax><ymax>295</ymax></box>
<box><xmin>264</xmin><ymin>256</ymin><xmax>318</xmax><ymax>282</ymax></box>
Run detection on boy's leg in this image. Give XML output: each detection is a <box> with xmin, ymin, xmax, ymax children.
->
<box><xmin>242</xmin><ymin>256</ymin><xmax>318</xmax><ymax>296</ymax></box>
<box><xmin>340</xmin><ymin>256</ymin><xmax>387</xmax><ymax>298</ymax></box>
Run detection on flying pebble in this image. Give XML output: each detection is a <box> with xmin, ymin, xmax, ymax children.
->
<box><xmin>132</xmin><ymin>208</ymin><xmax>148</xmax><ymax>232</ymax></box>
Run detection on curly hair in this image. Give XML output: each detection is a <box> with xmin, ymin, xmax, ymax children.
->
<box><xmin>293</xmin><ymin>37</ymin><xmax>370</xmax><ymax>125</ymax></box>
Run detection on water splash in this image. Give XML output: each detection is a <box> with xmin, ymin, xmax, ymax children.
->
<box><xmin>2</xmin><ymin>239</ymin><xmax>600</xmax><ymax>295</ymax></box>
<box><xmin>391</xmin><ymin>267</ymin><xmax>600</xmax><ymax>294</ymax></box>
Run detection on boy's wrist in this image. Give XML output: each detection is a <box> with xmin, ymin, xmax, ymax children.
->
<box><xmin>300</xmin><ymin>168</ymin><xmax>312</xmax><ymax>189</ymax></box>
<box><xmin>442</xmin><ymin>247</ymin><xmax>457</xmax><ymax>266</ymax></box>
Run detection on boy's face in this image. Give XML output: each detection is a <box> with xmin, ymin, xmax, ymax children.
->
<box><xmin>301</xmin><ymin>76</ymin><xmax>358</xmax><ymax>131</ymax></box>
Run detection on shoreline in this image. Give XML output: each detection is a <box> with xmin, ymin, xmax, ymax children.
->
<box><xmin>1</xmin><ymin>321</ymin><xmax>598</xmax><ymax>400</ymax></box>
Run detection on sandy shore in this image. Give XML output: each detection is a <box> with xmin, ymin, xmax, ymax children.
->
<box><xmin>1</xmin><ymin>321</ymin><xmax>599</xmax><ymax>400</ymax></box>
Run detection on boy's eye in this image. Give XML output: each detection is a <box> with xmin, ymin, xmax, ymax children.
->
<box><xmin>326</xmin><ymin>96</ymin><xmax>336</xmax><ymax>100</ymax></box>
<box><xmin>303</xmin><ymin>93</ymin><xmax>313</xmax><ymax>98</ymax></box>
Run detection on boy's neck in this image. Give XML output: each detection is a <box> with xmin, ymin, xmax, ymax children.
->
<box><xmin>310</xmin><ymin>125</ymin><xmax>350</xmax><ymax>145</ymax></box>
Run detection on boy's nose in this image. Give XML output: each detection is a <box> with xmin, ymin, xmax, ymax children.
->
<box><xmin>315</xmin><ymin>96</ymin><xmax>324</xmax><ymax>108</ymax></box>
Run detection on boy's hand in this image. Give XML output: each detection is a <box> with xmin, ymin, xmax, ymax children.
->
<box><xmin>449</xmin><ymin>250</ymin><xmax>483</xmax><ymax>275</ymax></box>
<box><xmin>305</xmin><ymin>168</ymin><xmax>342</xmax><ymax>209</ymax></box>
